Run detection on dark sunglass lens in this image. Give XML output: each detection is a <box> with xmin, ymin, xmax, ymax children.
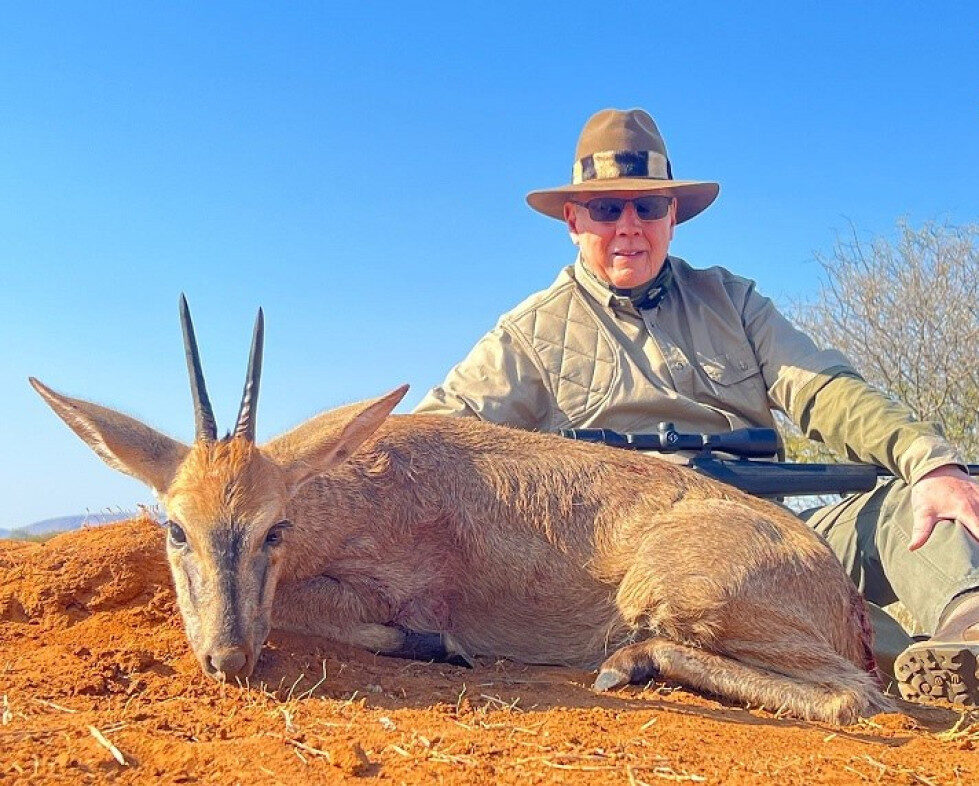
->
<box><xmin>587</xmin><ymin>198</ymin><xmax>625</xmax><ymax>222</ymax></box>
<box><xmin>634</xmin><ymin>197</ymin><xmax>670</xmax><ymax>220</ymax></box>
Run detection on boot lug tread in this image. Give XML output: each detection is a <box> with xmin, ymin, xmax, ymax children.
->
<box><xmin>895</xmin><ymin>644</ymin><xmax>979</xmax><ymax>706</ymax></box>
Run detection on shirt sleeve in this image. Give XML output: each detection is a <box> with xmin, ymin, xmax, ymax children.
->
<box><xmin>737</xmin><ymin>281</ymin><xmax>965</xmax><ymax>483</ymax></box>
<box><xmin>796</xmin><ymin>372</ymin><xmax>968</xmax><ymax>485</ymax></box>
<box><xmin>412</xmin><ymin>324</ymin><xmax>554</xmax><ymax>430</ymax></box>
<box><xmin>739</xmin><ymin>280</ymin><xmax>856</xmax><ymax>417</ymax></box>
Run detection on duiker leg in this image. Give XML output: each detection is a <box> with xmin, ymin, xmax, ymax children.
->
<box><xmin>604</xmin><ymin>505</ymin><xmax>888</xmax><ymax>723</ymax></box>
<box><xmin>272</xmin><ymin>577</ymin><xmax>460</xmax><ymax>662</ymax></box>
<box><xmin>595</xmin><ymin>638</ymin><xmax>877</xmax><ymax>725</ymax></box>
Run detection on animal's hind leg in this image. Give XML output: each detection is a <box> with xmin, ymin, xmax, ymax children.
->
<box><xmin>594</xmin><ymin>637</ymin><xmax>870</xmax><ymax>725</ymax></box>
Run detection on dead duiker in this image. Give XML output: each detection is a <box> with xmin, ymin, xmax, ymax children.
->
<box><xmin>32</xmin><ymin>297</ymin><xmax>890</xmax><ymax>725</ymax></box>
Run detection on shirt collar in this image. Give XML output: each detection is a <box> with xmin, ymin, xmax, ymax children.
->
<box><xmin>573</xmin><ymin>255</ymin><xmax>674</xmax><ymax>316</ymax></box>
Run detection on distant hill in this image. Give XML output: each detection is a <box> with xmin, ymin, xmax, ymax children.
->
<box><xmin>0</xmin><ymin>511</ymin><xmax>151</xmax><ymax>540</ymax></box>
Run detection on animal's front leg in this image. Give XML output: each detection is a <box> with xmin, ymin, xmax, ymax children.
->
<box><xmin>271</xmin><ymin>575</ymin><xmax>460</xmax><ymax>662</ymax></box>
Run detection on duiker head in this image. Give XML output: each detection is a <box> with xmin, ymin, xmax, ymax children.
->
<box><xmin>31</xmin><ymin>296</ymin><xmax>407</xmax><ymax>681</ymax></box>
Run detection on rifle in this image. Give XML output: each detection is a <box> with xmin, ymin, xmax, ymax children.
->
<box><xmin>559</xmin><ymin>422</ymin><xmax>979</xmax><ymax>499</ymax></box>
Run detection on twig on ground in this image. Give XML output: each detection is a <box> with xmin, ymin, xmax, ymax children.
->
<box><xmin>284</xmin><ymin>736</ymin><xmax>332</xmax><ymax>761</ymax></box>
<box><xmin>88</xmin><ymin>724</ymin><xmax>127</xmax><ymax>766</ymax></box>
<box><xmin>937</xmin><ymin>710</ymin><xmax>979</xmax><ymax>743</ymax></box>
<box><xmin>33</xmin><ymin>698</ymin><xmax>77</xmax><ymax>714</ymax></box>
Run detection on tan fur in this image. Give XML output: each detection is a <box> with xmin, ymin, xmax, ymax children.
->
<box><xmin>32</xmin><ymin>377</ymin><xmax>890</xmax><ymax>725</ymax></box>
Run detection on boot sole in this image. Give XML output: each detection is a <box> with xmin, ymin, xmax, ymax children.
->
<box><xmin>893</xmin><ymin>642</ymin><xmax>979</xmax><ymax>705</ymax></box>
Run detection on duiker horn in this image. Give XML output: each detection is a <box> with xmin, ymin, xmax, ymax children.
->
<box><xmin>233</xmin><ymin>308</ymin><xmax>264</xmax><ymax>442</ymax></box>
<box><xmin>179</xmin><ymin>294</ymin><xmax>218</xmax><ymax>442</ymax></box>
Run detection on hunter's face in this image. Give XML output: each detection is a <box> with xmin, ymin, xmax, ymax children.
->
<box><xmin>564</xmin><ymin>192</ymin><xmax>677</xmax><ymax>289</ymax></box>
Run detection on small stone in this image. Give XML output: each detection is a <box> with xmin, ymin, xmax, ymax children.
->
<box><xmin>331</xmin><ymin>742</ymin><xmax>372</xmax><ymax>776</ymax></box>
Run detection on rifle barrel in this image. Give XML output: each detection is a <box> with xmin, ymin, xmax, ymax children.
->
<box><xmin>557</xmin><ymin>427</ymin><xmax>979</xmax><ymax>498</ymax></box>
<box><xmin>876</xmin><ymin>465</ymin><xmax>979</xmax><ymax>477</ymax></box>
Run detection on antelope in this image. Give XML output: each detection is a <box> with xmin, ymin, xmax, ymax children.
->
<box><xmin>31</xmin><ymin>297</ymin><xmax>890</xmax><ymax>725</ymax></box>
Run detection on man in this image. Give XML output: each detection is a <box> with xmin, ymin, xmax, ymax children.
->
<box><xmin>415</xmin><ymin>108</ymin><xmax>979</xmax><ymax>704</ymax></box>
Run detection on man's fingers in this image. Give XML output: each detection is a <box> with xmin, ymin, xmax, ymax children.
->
<box><xmin>961</xmin><ymin>512</ymin><xmax>979</xmax><ymax>544</ymax></box>
<box><xmin>945</xmin><ymin>494</ymin><xmax>979</xmax><ymax>545</ymax></box>
<box><xmin>909</xmin><ymin>513</ymin><xmax>939</xmax><ymax>551</ymax></box>
<box><xmin>909</xmin><ymin>469</ymin><xmax>979</xmax><ymax>550</ymax></box>
<box><xmin>909</xmin><ymin>507</ymin><xmax>979</xmax><ymax>551</ymax></box>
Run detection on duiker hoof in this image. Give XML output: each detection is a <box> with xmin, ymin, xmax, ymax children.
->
<box><xmin>442</xmin><ymin>633</ymin><xmax>475</xmax><ymax>668</ymax></box>
<box><xmin>392</xmin><ymin>629</ymin><xmax>473</xmax><ymax>667</ymax></box>
<box><xmin>593</xmin><ymin>668</ymin><xmax>629</xmax><ymax>692</ymax></box>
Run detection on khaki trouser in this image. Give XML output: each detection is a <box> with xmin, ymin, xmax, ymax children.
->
<box><xmin>802</xmin><ymin>480</ymin><xmax>979</xmax><ymax>677</ymax></box>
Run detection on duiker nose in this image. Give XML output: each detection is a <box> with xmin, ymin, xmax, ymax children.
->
<box><xmin>205</xmin><ymin>646</ymin><xmax>249</xmax><ymax>680</ymax></box>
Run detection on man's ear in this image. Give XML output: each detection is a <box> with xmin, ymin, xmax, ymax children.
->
<box><xmin>263</xmin><ymin>385</ymin><xmax>410</xmax><ymax>491</ymax></box>
<box><xmin>30</xmin><ymin>377</ymin><xmax>189</xmax><ymax>495</ymax></box>
<box><xmin>563</xmin><ymin>201</ymin><xmax>581</xmax><ymax>246</ymax></box>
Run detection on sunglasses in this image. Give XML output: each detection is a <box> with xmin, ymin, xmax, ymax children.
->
<box><xmin>569</xmin><ymin>195</ymin><xmax>674</xmax><ymax>223</ymax></box>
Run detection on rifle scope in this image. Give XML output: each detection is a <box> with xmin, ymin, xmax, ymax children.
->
<box><xmin>559</xmin><ymin>422</ymin><xmax>780</xmax><ymax>459</ymax></box>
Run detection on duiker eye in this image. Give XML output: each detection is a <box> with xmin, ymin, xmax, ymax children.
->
<box><xmin>167</xmin><ymin>520</ymin><xmax>187</xmax><ymax>547</ymax></box>
<box><xmin>265</xmin><ymin>520</ymin><xmax>291</xmax><ymax>547</ymax></box>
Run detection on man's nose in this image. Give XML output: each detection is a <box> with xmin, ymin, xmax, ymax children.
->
<box><xmin>615</xmin><ymin>202</ymin><xmax>643</xmax><ymax>233</ymax></box>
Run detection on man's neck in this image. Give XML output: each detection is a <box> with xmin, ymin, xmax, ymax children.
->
<box><xmin>580</xmin><ymin>256</ymin><xmax>674</xmax><ymax>310</ymax></box>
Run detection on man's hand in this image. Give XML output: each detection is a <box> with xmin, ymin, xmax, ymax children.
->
<box><xmin>909</xmin><ymin>465</ymin><xmax>979</xmax><ymax>550</ymax></box>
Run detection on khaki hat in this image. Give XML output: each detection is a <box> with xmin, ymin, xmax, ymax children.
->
<box><xmin>526</xmin><ymin>108</ymin><xmax>719</xmax><ymax>223</ymax></box>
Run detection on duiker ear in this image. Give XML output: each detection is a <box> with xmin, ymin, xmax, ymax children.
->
<box><xmin>264</xmin><ymin>384</ymin><xmax>409</xmax><ymax>490</ymax></box>
<box><xmin>30</xmin><ymin>377</ymin><xmax>190</xmax><ymax>495</ymax></box>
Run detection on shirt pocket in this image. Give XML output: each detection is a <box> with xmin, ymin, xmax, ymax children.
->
<box><xmin>696</xmin><ymin>344</ymin><xmax>767</xmax><ymax>406</ymax></box>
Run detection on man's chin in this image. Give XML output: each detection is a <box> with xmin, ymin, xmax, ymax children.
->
<box><xmin>606</xmin><ymin>256</ymin><xmax>655</xmax><ymax>288</ymax></box>
<box><xmin>608</xmin><ymin>269</ymin><xmax>653</xmax><ymax>289</ymax></box>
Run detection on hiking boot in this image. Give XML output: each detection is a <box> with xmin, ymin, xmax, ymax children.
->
<box><xmin>894</xmin><ymin>640</ymin><xmax>979</xmax><ymax>705</ymax></box>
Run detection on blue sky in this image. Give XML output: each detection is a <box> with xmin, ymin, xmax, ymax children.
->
<box><xmin>1</xmin><ymin>2</ymin><xmax>976</xmax><ymax>528</ymax></box>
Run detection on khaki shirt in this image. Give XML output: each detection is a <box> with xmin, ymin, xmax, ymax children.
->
<box><xmin>415</xmin><ymin>256</ymin><xmax>964</xmax><ymax>484</ymax></box>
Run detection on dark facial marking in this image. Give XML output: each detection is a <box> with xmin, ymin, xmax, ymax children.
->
<box><xmin>211</xmin><ymin>523</ymin><xmax>248</xmax><ymax>641</ymax></box>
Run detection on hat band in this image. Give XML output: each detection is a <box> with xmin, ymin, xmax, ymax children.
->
<box><xmin>572</xmin><ymin>149</ymin><xmax>673</xmax><ymax>185</ymax></box>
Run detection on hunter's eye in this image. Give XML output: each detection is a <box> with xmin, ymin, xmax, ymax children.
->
<box><xmin>265</xmin><ymin>520</ymin><xmax>290</xmax><ymax>547</ymax></box>
<box><xmin>167</xmin><ymin>520</ymin><xmax>187</xmax><ymax>546</ymax></box>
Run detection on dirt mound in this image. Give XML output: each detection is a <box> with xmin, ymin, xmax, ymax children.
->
<box><xmin>1</xmin><ymin>520</ymin><xmax>170</xmax><ymax>624</ymax></box>
<box><xmin>1</xmin><ymin>521</ymin><xmax>976</xmax><ymax>784</ymax></box>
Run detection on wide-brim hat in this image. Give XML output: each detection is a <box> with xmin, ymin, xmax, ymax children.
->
<box><xmin>526</xmin><ymin>108</ymin><xmax>719</xmax><ymax>223</ymax></box>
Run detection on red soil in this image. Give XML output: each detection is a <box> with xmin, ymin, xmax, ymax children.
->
<box><xmin>1</xmin><ymin>519</ymin><xmax>976</xmax><ymax>784</ymax></box>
